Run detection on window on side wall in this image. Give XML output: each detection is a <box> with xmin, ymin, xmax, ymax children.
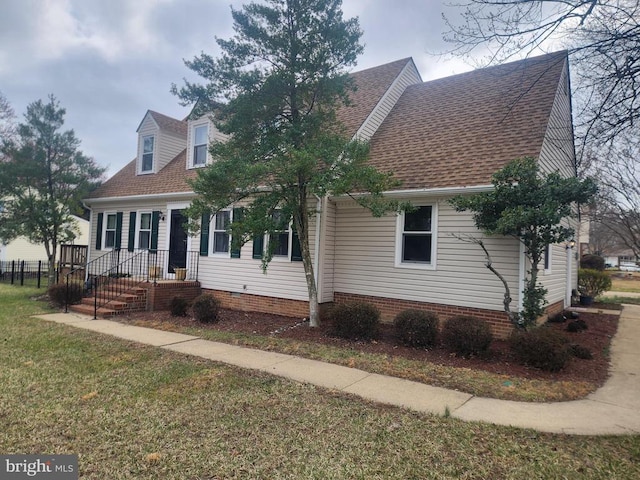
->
<box><xmin>104</xmin><ymin>213</ymin><xmax>118</xmax><ymax>249</ymax></box>
<box><xmin>271</xmin><ymin>210</ymin><xmax>290</xmax><ymax>257</ymax></box>
<box><xmin>397</xmin><ymin>205</ymin><xmax>435</xmax><ymax>268</ymax></box>
<box><xmin>212</xmin><ymin>210</ymin><xmax>231</xmax><ymax>254</ymax></box>
<box><xmin>141</xmin><ymin>135</ymin><xmax>154</xmax><ymax>172</ymax></box>
<box><xmin>544</xmin><ymin>244</ymin><xmax>552</xmax><ymax>273</ymax></box>
<box><xmin>138</xmin><ymin>213</ymin><xmax>152</xmax><ymax>249</ymax></box>
<box><xmin>193</xmin><ymin>125</ymin><xmax>208</xmax><ymax>167</ymax></box>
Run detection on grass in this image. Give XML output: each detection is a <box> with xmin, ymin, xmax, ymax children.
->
<box><xmin>2</xmin><ymin>284</ymin><xmax>640</xmax><ymax>479</ymax></box>
<box><xmin>598</xmin><ymin>295</ymin><xmax>640</xmax><ymax>306</ymax></box>
<box><xmin>609</xmin><ymin>273</ymin><xmax>640</xmax><ymax>293</ymax></box>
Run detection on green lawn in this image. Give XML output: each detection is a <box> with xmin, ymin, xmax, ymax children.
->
<box><xmin>1</xmin><ymin>285</ymin><xmax>639</xmax><ymax>479</ymax></box>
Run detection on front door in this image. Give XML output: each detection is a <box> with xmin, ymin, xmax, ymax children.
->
<box><xmin>168</xmin><ymin>210</ymin><xmax>187</xmax><ymax>273</ymax></box>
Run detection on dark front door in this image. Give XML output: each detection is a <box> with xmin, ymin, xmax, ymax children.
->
<box><xmin>168</xmin><ymin>210</ymin><xmax>187</xmax><ymax>273</ymax></box>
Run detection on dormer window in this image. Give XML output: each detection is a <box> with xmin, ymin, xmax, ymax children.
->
<box><xmin>193</xmin><ymin>125</ymin><xmax>208</xmax><ymax>166</ymax></box>
<box><xmin>142</xmin><ymin>135</ymin><xmax>154</xmax><ymax>172</ymax></box>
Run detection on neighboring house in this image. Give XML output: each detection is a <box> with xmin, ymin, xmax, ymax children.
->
<box><xmin>84</xmin><ymin>51</ymin><xmax>578</xmax><ymax>338</ymax></box>
<box><xmin>0</xmin><ymin>215</ymin><xmax>89</xmax><ymax>262</ymax></box>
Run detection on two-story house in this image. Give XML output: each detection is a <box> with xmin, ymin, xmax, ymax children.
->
<box><xmin>82</xmin><ymin>51</ymin><xmax>578</xmax><ymax>338</ymax></box>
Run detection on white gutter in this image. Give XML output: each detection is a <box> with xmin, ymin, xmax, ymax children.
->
<box><xmin>331</xmin><ymin>184</ymin><xmax>494</xmax><ymax>201</ymax></box>
<box><xmin>85</xmin><ymin>191</ymin><xmax>195</xmax><ymax>205</ymax></box>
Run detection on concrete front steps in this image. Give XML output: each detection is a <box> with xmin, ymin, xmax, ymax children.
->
<box><xmin>69</xmin><ymin>286</ymin><xmax>147</xmax><ymax>318</ymax></box>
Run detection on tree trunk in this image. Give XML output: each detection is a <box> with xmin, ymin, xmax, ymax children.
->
<box><xmin>294</xmin><ymin>202</ymin><xmax>320</xmax><ymax>327</ymax></box>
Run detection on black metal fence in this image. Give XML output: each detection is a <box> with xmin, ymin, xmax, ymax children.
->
<box><xmin>0</xmin><ymin>260</ymin><xmax>51</xmax><ymax>288</ymax></box>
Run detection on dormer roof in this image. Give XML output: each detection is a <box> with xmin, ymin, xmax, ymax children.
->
<box><xmin>136</xmin><ymin>110</ymin><xmax>187</xmax><ymax>137</ymax></box>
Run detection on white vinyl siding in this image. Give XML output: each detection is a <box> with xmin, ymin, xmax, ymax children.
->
<box><xmin>536</xmin><ymin>59</ymin><xmax>578</xmax><ymax>306</ymax></box>
<box><xmin>355</xmin><ymin>60</ymin><xmax>422</xmax><ymax>141</ymax></box>
<box><xmin>88</xmin><ymin>200</ymin><xmax>168</xmax><ymax>264</ymax></box>
<box><xmin>137</xmin><ymin>113</ymin><xmax>186</xmax><ymax>175</ymax></box>
<box><xmin>319</xmin><ymin>199</ymin><xmax>337</xmax><ymax>303</ymax></box>
<box><xmin>333</xmin><ymin>198</ymin><xmax>521</xmax><ymax>314</ymax></box>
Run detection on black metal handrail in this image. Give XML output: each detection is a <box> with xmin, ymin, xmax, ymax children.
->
<box><xmin>65</xmin><ymin>249</ymin><xmax>200</xmax><ymax>318</ymax></box>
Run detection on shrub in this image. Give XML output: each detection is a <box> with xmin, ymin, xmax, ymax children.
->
<box><xmin>191</xmin><ymin>294</ymin><xmax>221</xmax><ymax>324</ymax></box>
<box><xmin>48</xmin><ymin>282</ymin><xmax>84</xmax><ymax>308</ymax></box>
<box><xmin>170</xmin><ymin>296</ymin><xmax>189</xmax><ymax>317</ymax></box>
<box><xmin>394</xmin><ymin>309</ymin><xmax>439</xmax><ymax>347</ymax></box>
<box><xmin>509</xmin><ymin>327</ymin><xmax>570</xmax><ymax>372</ymax></box>
<box><xmin>569</xmin><ymin>344</ymin><xmax>593</xmax><ymax>360</ymax></box>
<box><xmin>580</xmin><ymin>254</ymin><xmax>606</xmax><ymax>271</ymax></box>
<box><xmin>566</xmin><ymin>319</ymin><xmax>588</xmax><ymax>332</ymax></box>
<box><xmin>442</xmin><ymin>316</ymin><xmax>493</xmax><ymax>356</ymax></box>
<box><xmin>578</xmin><ymin>269</ymin><xmax>612</xmax><ymax>298</ymax></box>
<box><xmin>547</xmin><ymin>312</ymin><xmax>566</xmax><ymax>323</ymax></box>
<box><xmin>329</xmin><ymin>302</ymin><xmax>380</xmax><ymax>341</ymax></box>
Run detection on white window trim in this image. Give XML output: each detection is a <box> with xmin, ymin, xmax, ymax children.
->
<box><xmin>210</xmin><ymin>209</ymin><xmax>232</xmax><ymax>257</ymax></box>
<box><xmin>139</xmin><ymin>134</ymin><xmax>155</xmax><ymax>174</ymax></box>
<box><xmin>102</xmin><ymin>212</ymin><xmax>118</xmax><ymax>251</ymax></box>
<box><xmin>394</xmin><ymin>203</ymin><xmax>437</xmax><ymax>270</ymax></box>
<box><xmin>269</xmin><ymin>211</ymin><xmax>292</xmax><ymax>261</ymax></box>
<box><xmin>136</xmin><ymin>211</ymin><xmax>153</xmax><ymax>250</ymax></box>
<box><xmin>188</xmin><ymin>120</ymin><xmax>210</xmax><ymax>169</ymax></box>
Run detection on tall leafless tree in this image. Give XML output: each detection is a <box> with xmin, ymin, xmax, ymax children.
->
<box><xmin>0</xmin><ymin>90</ymin><xmax>16</xmax><ymax>144</ymax></box>
<box><xmin>588</xmin><ymin>135</ymin><xmax>640</xmax><ymax>259</ymax></box>
<box><xmin>443</xmin><ymin>0</ymin><xmax>640</xmax><ymax>167</ymax></box>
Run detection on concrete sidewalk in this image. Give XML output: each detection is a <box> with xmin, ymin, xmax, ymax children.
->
<box><xmin>33</xmin><ymin>305</ymin><xmax>640</xmax><ymax>436</ymax></box>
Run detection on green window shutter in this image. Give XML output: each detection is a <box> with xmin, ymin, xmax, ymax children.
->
<box><xmin>291</xmin><ymin>227</ymin><xmax>302</xmax><ymax>262</ymax></box>
<box><xmin>230</xmin><ymin>207</ymin><xmax>244</xmax><ymax>258</ymax></box>
<box><xmin>252</xmin><ymin>234</ymin><xmax>264</xmax><ymax>259</ymax></box>
<box><xmin>150</xmin><ymin>211</ymin><xmax>160</xmax><ymax>252</ymax></box>
<box><xmin>200</xmin><ymin>212</ymin><xmax>210</xmax><ymax>256</ymax></box>
<box><xmin>128</xmin><ymin>212</ymin><xmax>137</xmax><ymax>252</ymax></box>
<box><xmin>95</xmin><ymin>212</ymin><xmax>103</xmax><ymax>250</ymax></box>
<box><xmin>114</xmin><ymin>212</ymin><xmax>123</xmax><ymax>250</ymax></box>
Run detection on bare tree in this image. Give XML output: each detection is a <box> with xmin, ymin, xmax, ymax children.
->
<box><xmin>589</xmin><ymin>135</ymin><xmax>640</xmax><ymax>259</ymax></box>
<box><xmin>0</xmin><ymin>90</ymin><xmax>16</xmax><ymax>143</ymax></box>
<box><xmin>443</xmin><ymin>0</ymin><xmax>640</xmax><ymax>158</ymax></box>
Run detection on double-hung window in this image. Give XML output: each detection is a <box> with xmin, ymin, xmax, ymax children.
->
<box><xmin>141</xmin><ymin>135</ymin><xmax>154</xmax><ymax>172</ymax></box>
<box><xmin>104</xmin><ymin>213</ymin><xmax>118</xmax><ymax>249</ymax></box>
<box><xmin>271</xmin><ymin>210</ymin><xmax>290</xmax><ymax>257</ymax></box>
<box><xmin>213</xmin><ymin>211</ymin><xmax>231</xmax><ymax>254</ymax></box>
<box><xmin>193</xmin><ymin>125</ymin><xmax>208</xmax><ymax>166</ymax></box>
<box><xmin>138</xmin><ymin>213</ymin><xmax>152</xmax><ymax>250</ymax></box>
<box><xmin>397</xmin><ymin>206</ymin><xmax>434</xmax><ymax>267</ymax></box>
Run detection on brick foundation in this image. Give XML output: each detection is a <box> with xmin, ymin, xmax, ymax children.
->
<box><xmin>334</xmin><ymin>292</ymin><xmax>517</xmax><ymax>339</ymax></box>
<box><xmin>202</xmin><ymin>289</ymin><xmax>311</xmax><ymax>318</ymax></box>
<box><xmin>193</xmin><ymin>288</ymin><xmax>567</xmax><ymax>340</ymax></box>
<box><xmin>146</xmin><ymin>281</ymin><xmax>202</xmax><ymax>311</ymax></box>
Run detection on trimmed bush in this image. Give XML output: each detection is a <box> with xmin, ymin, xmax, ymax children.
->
<box><xmin>170</xmin><ymin>296</ymin><xmax>189</xmax><ymax>317</ymax></box>
<box><xmin>441</xmin><ymin>316</ymin><xmax>493</xmax><ymax>356</ymax></box>
<box><xmin>394</xmin><ymin>309</ymin><xmax>439</xmax><ymax>348</ymax></box>
<box><xmin>329</xmin><ymin>302</ymin><xmax>380</xmax><ymax>341</ymax></box>
<box><xmin>509</xmin><ymin>327</ymin><xmax>570</xmax><ymax>372</ymax></box>
<box><xmin>580</xmin><ymin>254</ymin><xmax>606</xmax><ymax>271</ymax></box>
<box><xmin>578</xmin><ymin>269</ymin><xmax>612</xmax><ymax>298</ymax></box>
<box><xmin>566</xmin><ymin>319</ymin><xmax>588</xmax><ymax>332</ymax></box>
<box><xmin>570</xmin><ymin>344</ymin><xmax>593</xmax><ymax>360</ymax></box>
<box><xmin>547</xmin><ymin>312</ymin><xmax>566</xmax><ymax>323</ymax></box>
<box><xmin>48</xmin><ymin>282</ymin><xmax>84</xmax><ymax>308</ymax></box>
<box><xmin>192</xmin><ymin>294</ymin><xmax>221</xmax><ymax>324</ymax></box>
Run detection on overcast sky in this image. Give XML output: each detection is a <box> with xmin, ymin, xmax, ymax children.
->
<box><xmin>0</xmin><ymin>0</ymin><xmax>478</xmax><ymax>178</ymax></box>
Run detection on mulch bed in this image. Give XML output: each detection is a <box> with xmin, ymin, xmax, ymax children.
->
<box><xmin>120</xmin><ymin>307</ymin><xmax>619</xmax><ymax>387</ymax></box>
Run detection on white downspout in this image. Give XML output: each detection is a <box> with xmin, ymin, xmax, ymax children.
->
<box><xmin>313</xmin><ymin>195</ymin><xmax>322</xmax><ymax>300</ymax></box>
